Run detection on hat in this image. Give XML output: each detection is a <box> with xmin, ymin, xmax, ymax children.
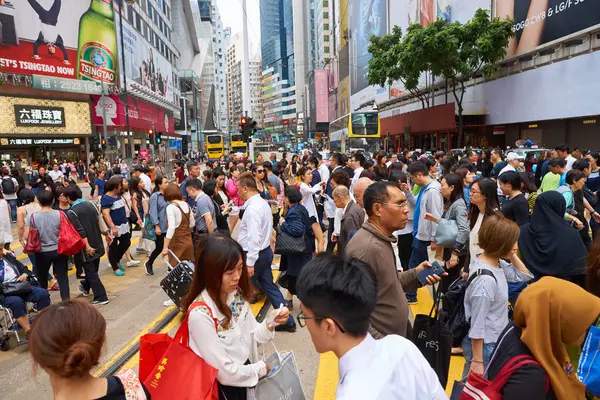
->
<box><xmin>505</xmin><ymin>152</ymin><xmax>523</xmax><ymax>162</ymax></box>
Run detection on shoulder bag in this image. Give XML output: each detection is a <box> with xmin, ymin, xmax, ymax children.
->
<box><xmin>23</xmin><ymin>214</ymin><xmax>41</xmax><ymax>254</ymax></box>
<box><xmin>57</xmin><ymin>211</ymin><xmax>87</xmax><ymax>256</ymax></box>
<box><xmin>274</xmin><ymin>225</ymin><xmax>308</xmax><ymax>255</ymax></box>
<box><xmin>434</xmin><ymin>218</ymin><xmax>459</xmax><ymax>247</ymax></box>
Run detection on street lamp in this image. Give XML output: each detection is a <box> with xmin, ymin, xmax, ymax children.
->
<box><xmin>119</xmin><ymin>0</ymin><xmax>136</xmax><ymax>160</ymax></box>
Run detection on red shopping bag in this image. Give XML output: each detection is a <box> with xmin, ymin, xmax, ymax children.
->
<box><xmin>141</xmin><ymin>302</ymin><xmax>219</xmax><ymax>400</ymax></box>
<box><xmin>57</xmin><ymin>211</ymin><xmax>86</xmax><ymax>256</ymax></box>
<box><xmin>138</xmin><ymin>333</ymin><xmax>172</xmax><ymax>382</ymax></box>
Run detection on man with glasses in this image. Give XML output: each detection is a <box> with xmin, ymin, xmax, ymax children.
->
<box><xmin>296</xmin><ymin>253</ymin><xmax>446</xmax><ymax>399</ymax></box>
<box><xmin>345</xmin><ymin>182</ymin><xmax>442</xmax><ymax>339</ymax></box>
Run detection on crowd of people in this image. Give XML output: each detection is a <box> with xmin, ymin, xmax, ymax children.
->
<box><xmin>2</xmin><ymin>143</ymin><xmax>600</xmax><ymax>399</ymax></box>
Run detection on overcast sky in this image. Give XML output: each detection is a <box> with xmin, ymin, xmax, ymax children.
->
<box><xmin>216</xmin><ymin>0</ymin><xmax>261</xmax><ymax>45</ymax></box>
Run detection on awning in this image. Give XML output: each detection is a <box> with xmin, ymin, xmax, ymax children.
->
<box><xmin>381</xmin><ymin>103</ymin><xmax>456</xmax><ymax>136</ymax></box>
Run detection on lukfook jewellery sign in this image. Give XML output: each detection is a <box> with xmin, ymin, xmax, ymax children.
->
<box><xmin>14</xmin><ymin>105</ymin><xmax>66</xmax><ymax>127</ymax></box>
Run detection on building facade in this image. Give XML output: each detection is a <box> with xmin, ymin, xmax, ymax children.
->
<box><xmin>211</xmin><ymin>4</ymin><xmax>231</xmax><ymax>132</ymax></box>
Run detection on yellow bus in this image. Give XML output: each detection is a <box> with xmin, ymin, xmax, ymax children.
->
<box><xmin>329</xmin><ymin>112</ymin><xmax>381</xmax><ymax>156</ymax></box>
<box><xmin>206</xmin><ymin>134</ymin><xmax>225</xmax><ymax>160</ymax></box>
<box><xmin>229</xmin><ymin>133</ymin><xmax>248</xmax><ymax>160</ymax></box>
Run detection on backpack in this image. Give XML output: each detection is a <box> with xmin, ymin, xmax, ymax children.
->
<box><xmin>440</xmin><ymin>269</ymin><xmax>497</xmax><ymax>347</ymax></box>
<box><xmin>1</xmin><ymin>177</ymin><xmax>15</xmax><ymax>195</ymax></box>
<box><xmin>557</xmin><ymin>185</ymin><xmax>575</xmax><ymax>214</ymax></box>
<box><xmin>460</xmin><ymin>355</ymin><xmax>547</xmax><ymax>400</ymax></box>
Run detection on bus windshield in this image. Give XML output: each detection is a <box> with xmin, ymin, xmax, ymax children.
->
<box><xmin>207</xmin><ymin>136</ymin><xmax>223</xmax><ymax>145</ymax></box>
<box><xmin>351</xmin><ymin>113</ymin><xmax>379</xmax><ymax>135</ymax></box>
<box><xmin>232</xmin><ymin>146</ymin><xmax>247</xmax><ymax>153</ymax></box>
<box><xmin>349</xmin><ymin>137</ymin><xmax>379</xmax><ymax>156</ymax></box>
<box><xmin>231</xmin><ymin>134</ymin><xmax>243</xmax><ymax>143</ymax></box>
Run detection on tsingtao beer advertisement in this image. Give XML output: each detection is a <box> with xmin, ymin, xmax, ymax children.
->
<box><xmin>0</xmin><ymin>0</ymin><xmax>119</xmax><ymax>84</ymax></box>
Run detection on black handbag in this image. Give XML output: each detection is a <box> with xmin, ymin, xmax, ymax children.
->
<box><xmin>411</xmin><ymin>286</ymin><xmax>453</xmax><ymax>388</ymax></box>
<box><xmin>583</xmin><ymin>186</ymin><xmax>599</xmax><ymax>207</ymax></box>
<box><xmin>274</xmin><ymin>225</ymin><xmax>308</xmax><ymax>255</ymax></box>
<box><xmin>160</xmin><ymin>250</ymin><xmax>195</xmax><ymax>310</ymax></box>
<box><xmin>1</xmin><ymin>281</ymin><xmax>32</xmax><ymax>296</ymax></box>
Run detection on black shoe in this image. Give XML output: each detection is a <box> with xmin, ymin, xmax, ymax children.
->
<box><xmin>145</xmin><ymin>262</ymin><xmax>154</xmax><ymax>276</ymax></box>
<box><xmin>275</xmin><ymin>322</ymin><xmax>297</xmax><ymax>333</ymax></box>
<box><xmin>90</xmin><ymin>299</ymin><xmax>109</xmax><ymax>305</ymax></box>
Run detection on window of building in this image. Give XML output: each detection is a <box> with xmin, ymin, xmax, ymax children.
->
<box><xmin>141</xmin><ymin>0</ymin><xmax>147</xmax><ymax>13</ymax></box>
<box><xmin>135</xmin><ymin>11</ymin><xmax>141</xmax><ymax>31</ymax></box>
<box><xmin>127</xmin><ymin>4</ymin><xmax>134</xmax><ymax>24</ymax></box>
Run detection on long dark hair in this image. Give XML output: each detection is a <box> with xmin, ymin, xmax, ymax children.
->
<box><xmin>469</xmin><ymin>178</ymin><xmax>501</xmax><ymax>230</ymax></box>
<box><xmin>442</xmin><ymin>173</ymin><xmax>464</xmax><ymax>208</ymax></box>
<box><xmin>182</xmin><ymin>235</ymin><xmax>253</xmax><ymax>329</ymax></box>
<box><xmin>152</xmin><ymin>176</ymin><xmax>166</xmax><ymax>193</ymax></box>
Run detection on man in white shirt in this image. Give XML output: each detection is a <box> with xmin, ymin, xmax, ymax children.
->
<box><xmin>48</xmin><ymin>164</ymin><xmax>64</xmax><ymax>184</ymax></box>
<box><xmin>556</xmin><ymin>144</ymin><xmax>576</xmax><ymax>171</ymax></box>
<box><xmin>296</xmin><ymin>253</ymin><xmax>447</xmax><ymax>400</ymax></box>
<box><xmin>325</xmin><ymin>153</ymin><xmax>343</xmax><ymax>253</ymax></box>
<box><xmin>499</xmin><ymin>152</ymin><xmax>522</xmax><ymax>177</ymax></box>
<box><xmin>386</xmin><ymin>153</ymin><xmax>398</xmax><ymax>168</ymax></box>
<box><xmin>138</xmin><ymin>167</ymin><xmax>152</xmax><ymax>192</ymax></box>
<box><xmin>237</xmin><ymin>172</ymin><xmax>296</xmax><ymax>331</ymax></box>
<box><xmin>317</xmin><ymin>154</ymin><xmax>330</xmax><ymax>185</ymax></box>
<box><xmin>349</xmin><ymin>152</ymin><xmax>366</xmax><ymax>195</ymax></box>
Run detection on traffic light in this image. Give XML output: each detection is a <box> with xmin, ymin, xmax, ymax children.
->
<box><xmin>155</xmin><ymin>131</ymin><xmax>162</xmax><ymax>145</ymax></box>
<box><xmin>240</xmin><ymin>116</ymin><xmax>258</xmax><ymax>143</ymax></box>
<box><xmin>100</xmin><ymin>138</ymin><xmax>107</xmax><ymax>151</ymax></box>
<box><xmin>148</xmin><ymin>129</ymin><xmax>154</xmax><ymax>146</ymax></box>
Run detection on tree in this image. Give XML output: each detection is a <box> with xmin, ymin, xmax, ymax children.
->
<box><xmin>368</xmin><ymin>9</ymin><xmax>514</xmax><ymax>147</ymax></box>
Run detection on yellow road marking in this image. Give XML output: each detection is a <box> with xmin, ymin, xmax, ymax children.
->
<box><xmin>93</xmin><ymin>305</ymin><xmax>177</xmax><ymax>377</ymax></box>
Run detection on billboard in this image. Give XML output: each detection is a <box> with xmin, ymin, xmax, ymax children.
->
<box><xmin>114</xmin><ymin>5</ymin><xmax>174</xmax><ymax>103</ymax></box>
<box><xmin>0</xmin><ymin>96</ymin><xmax>91</xmax><ymax>135</ymax></box>
<box><xmin>498</xmin><ymin>0</ymin><xmax>600</xmax><ymax>57</ymax></box>
<box><xmin>315</xmin><ymin>69</ymin><xmax>329</xmax><ymax>123</ymax></box>
<box><xmin>0</xmin><ymin>0</ymin><xmax>119</xmax><ymax>84</ymax></box>
<box><xmin>348</xmin><ymin>0</ymin><xmax>387</xmax><ymax>95</ymax></box>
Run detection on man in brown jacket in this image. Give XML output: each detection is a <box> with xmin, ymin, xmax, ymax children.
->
<box><xmin>345</xmin><ymin>181</ymin><xmax>442</xmax><ymax>338</ymax></box>
<box><xmin>333</xmin><ymin>185</ymin><xmax>365</xmax><ymax>255</ymax></box>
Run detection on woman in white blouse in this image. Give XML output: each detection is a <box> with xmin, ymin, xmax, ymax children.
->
<box><xmin>182</xmin><ymin>234</ymin><xmax>290</xmax><ymax>400</ymax></box>
<box><xmin>161</xmin><ymin>184</ymin><xmax>195</xmax><ymax>266</ymax></box>
<box><xmin>297</xmin><ymin>167</ymin><xmax>326</xmax><ymax>252</ymax></box>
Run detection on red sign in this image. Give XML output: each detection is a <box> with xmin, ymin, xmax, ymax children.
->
<box><xmin>91</xmin><ymin>94</ymin><xmax>174</xmax><ymax>134</ymax></box>
<box><xmin>282</xmin><ymin>120</ymin><xmax>289</xmax><ymax>126</ymax></box>
<box><xmin>139</xmin><ymin>149</ymin><xmax>150</xmax><ymax>160</ymax></box>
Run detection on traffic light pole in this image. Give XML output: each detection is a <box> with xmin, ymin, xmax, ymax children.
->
<box><xmin>151</xmin><ymin>122</ymin><xmax>156</xmax><ymax>162</ymax></box>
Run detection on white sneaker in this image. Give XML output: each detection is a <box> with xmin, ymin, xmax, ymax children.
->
<box><xmin>127</xmin><ymin>260</ymin><xmax>141</xmax><ymax>267</ymax></box>
<box><xmin>163</xmin><ymin>299</ymin><xmax>175</xmax><ymax>307</ymax></box>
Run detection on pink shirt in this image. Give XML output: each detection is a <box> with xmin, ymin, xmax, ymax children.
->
<box><xmin>225</xmin><ymin>178</ymin><xmax>244</xmax><ymax>207</ymax></box>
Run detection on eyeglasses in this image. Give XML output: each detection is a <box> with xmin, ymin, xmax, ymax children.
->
<box><xmin>381</xmin><ymin>201</ymin><xmax>407</xmax><ymax>209</ymax></box>
<box><xmin>256</xmin><ymin>170</ymin><xmax>265</xmax><ymax>174</ymax></box>
<box><xmin>470</xmin><ymin>189</ymin><xmax>481</xmax><ymax>194</ymax></box>
<box><xmin>297</xmin><ymin>311</ymin><xmax>346</xmax><ymax>333</ymax></box>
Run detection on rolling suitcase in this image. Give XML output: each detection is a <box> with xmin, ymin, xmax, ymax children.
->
<box><xmin>160</xmin><ymin>250</ymin><xmax>196</xmax><ymax>310</ymax></box>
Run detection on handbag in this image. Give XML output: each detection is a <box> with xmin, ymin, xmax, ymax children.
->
<box><xmin>411</xmin><ymin>286</ymin><xmax>453</xmax><ymax>388</ymax></box>
<box><xmin>142</xmin><ymin>215</ymin><xmax>157</xmax><ymax>241</ymax></box>
<box><xmin>141</xmin><ymin>301</ymin><xmax>219</xmax><ymax>400</ymax></box>
<box><xmin>250</xmin><ymin>342</ymin><xmax>307</xmax><ymax>400</ymax></box>
<box><xmin>434</xmin><ymin>218</ymin><xmax>459</xmax><ymax>247</ymax></box>
<box><xmin>578</xmin><ymin>324</ymin><xmax>600</xmax><ymax>396</ymax></box>
<box><xmin>160</xmin><ymin>250</ymin><xmax>195</xmax><ymax>310</ymax></box>
<box><xmin>57</xmin><ymin>211</ymin><xmax>87</xmax><ymax>256</ymax></box>
<box><xmin>274</xmin><ymin>225</ymin><xmax>308</xmax><ymax>255</ymax></box>
<box><xmin>1</xmin><ymin>281</ymin><xmax>32</xmax><ymax>296</ymax></box>
<box><xmin>23</xmin><ymin>214</ymin><xmax>41</xmax><ymax>254</ymax></box>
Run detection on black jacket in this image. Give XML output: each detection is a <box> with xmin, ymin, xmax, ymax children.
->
<box><xmin>0</xmin><ymin>253</ymin><xmax>33</xmax><ymax>303</ymax></box>
<box><xmin>487</xmin><ymin>322</ymin><xmax>556</xmax><ymax>400</ymax></box>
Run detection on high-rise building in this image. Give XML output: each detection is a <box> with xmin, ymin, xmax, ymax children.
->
<box><xmin>227</xmin><ymin>33</ymin><xmax>262</xmax><ymax>128</ymax></box>
<box><xmin>260</xmin><ymin>0</ymin><xmax>297</xmax><ymax>133</ymax></box>
<box><xmin>312</xmin><ymin>0</ymin><xmax>331</xmax><ymax>68</ymax></box>
<box><xmin>212</xmin><ymin>4</ymin><xmax>231</xmax><ymax>132</ymax></box>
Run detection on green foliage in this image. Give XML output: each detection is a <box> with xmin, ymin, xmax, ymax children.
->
<box><xmin>367</xmin><ymin>8</ymin><xmax>514</xmax><ymax>144</ymax></box>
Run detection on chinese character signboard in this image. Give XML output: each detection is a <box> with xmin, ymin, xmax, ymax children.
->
<box><xmin>0</xmin><ymin>97</ymin><xmax>91</xmax><ymax>136</ymax></box>
<box><xmin>14</xmin><ymin>105</ymin><xmax>65</xmax><ymax>127</ymax></box>
<box><xmin>0</xmin><ymin>0</ymin><xmax>119</xmax><ymax>85</ymax></box>
<box><xmin>0</xmin><ymin>138</ymin><xmax>80</xmax><ymax>145</ymax></box>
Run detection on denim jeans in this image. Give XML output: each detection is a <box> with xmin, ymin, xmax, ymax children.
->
<box><xmin>462</xmin><ymin>336</ymin><xmax>496</xmax><ymax>380</ymax></box>
<box><xmin>251</xmin><ymin>247</ymin><xmax>294</xmax><ymax>326</ymax></box>
<box><xmin>405</xmin><ymin>237</ymin><xmax>431</xmax><ymax>300</ymax></box>
<box><xmin>7</xmin><ymin>199</ymin><xmax>17</xmax><ymax>222</ymax></box>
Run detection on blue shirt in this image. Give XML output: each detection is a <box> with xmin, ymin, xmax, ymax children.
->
<box><xmin>413</xmin><ymin>182</ymin><xmax>431</xmax><ymax>235</ymax></box>
<box><xmin>100</xmin><ymin>194</ymin><xmax>127</xmax><ymax>226</ymax></box>
<box><xmin>94</xmin><ymin>178</ymin><xmax>104</xmax><ymax>197</ymax></box>
<box><xmin>463</xmin><ymin>185</ymin><xmax>471</xmax><ymax>207</ymax></box>
<box><xmin>180</xmin><ymin>178</ymin><xmax>196</xmax><ymax>208</ymax></box>
<box><xmin>587</xmin><ymin>170</ymin><xmax>600</xmax><ymax>193</ymax></box>
<box><xmin>559</xmin><ymin>172</ymin><xmax>567</xmax><ymax>187</ymax></box>
<box><xmin>541</xmin><ymin>160</ymin><xmax>550</xmax><ymax>178</ymax></box>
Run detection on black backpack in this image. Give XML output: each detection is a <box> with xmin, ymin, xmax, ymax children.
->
<box><xmin>1</xmin><ymin>177</ymin><xmax>15</xmax><ymax>195</ymax></box>
<box><xmin>440</xmin><ymin>269</ymin><xmax>497</xmax><ymax>347</ymax></box>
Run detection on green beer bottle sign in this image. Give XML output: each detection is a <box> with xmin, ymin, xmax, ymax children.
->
<box><xmin>76</xmin><ymin>0</ymin><xmax>118</xmax><ymax>85</ymax></box>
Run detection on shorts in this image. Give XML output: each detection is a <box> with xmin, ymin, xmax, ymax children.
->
<box><xmin>230</xmin><ymin>205</ymin><xmax>240</xmax><ymax>216</ymax></box>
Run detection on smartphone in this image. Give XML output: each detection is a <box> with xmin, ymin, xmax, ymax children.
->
<box><xmin>417</xmin><ymin>260</ymin><xmax>445</xmax><ymax>285</ymax></box>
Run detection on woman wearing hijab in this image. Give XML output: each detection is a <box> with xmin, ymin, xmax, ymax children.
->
<box><xmin>486</xmin><ymin>276</ymin><xmax>600</xmax><ymax>399</ymax></box>
<box><xmin>518</xmin><ymin>191</ymin><xmax>588</xmax><ymax>286</ymax></box>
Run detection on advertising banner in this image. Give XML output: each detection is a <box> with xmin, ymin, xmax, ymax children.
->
<box><xmin>115</xmin><ymin>6</ymin><xmax>174</xmax><ymax>104</ymax></box>
<box><xmin>315</xmin><ymin>69</ymin><xmax>329</xmax><ymax>123</ymax></box>
<box><xmin>348</xmin><ymin>0</ymin><xmax>387</xmax><ymax>95</ymax></box>
<box><xmin>499</xmin><ymin>0</ymin><xmax>600</xmax><ymax>57</ymax></box>
<box><xmin>0</xmin><ymin>96</ymin><xmax>91</xmax><ymax>135</ymax></box>
<box><xmin>91</xmin><ymin>94</ymin><xmax>175</xmax><ymax>134</ymax></box>
<box><xmin>0</xmin><ymin>0</ymin><xmax>119</xmax><ymax>84</ymax></box>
